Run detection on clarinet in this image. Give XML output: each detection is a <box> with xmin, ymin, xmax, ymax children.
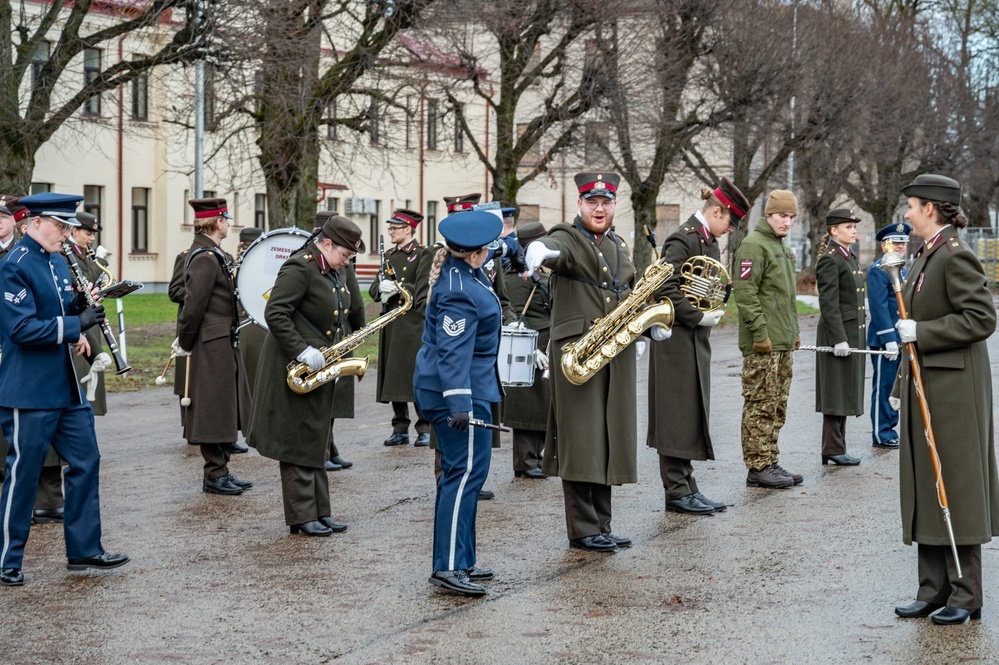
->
<box><xmin>62</xmin><ymin>242</ymin><xmax>131</xmax><ymax>375</ymax></box>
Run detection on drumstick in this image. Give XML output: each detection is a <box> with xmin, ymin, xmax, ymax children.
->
<box><xmin>517</xmin><ymin>285</ymin><xmax>538</xmax><ymax>325</ymax></box>
<box><xmin>180</xmin><ymin>357</ymin><xmax>191</xmax><ymax>407</ymax></box>
<box><xmin>154</xmin><ymin>353</ymin><xmax>176</xmax><ymax>386</ymax></box>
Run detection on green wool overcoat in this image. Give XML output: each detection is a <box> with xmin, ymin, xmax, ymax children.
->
<box><xmin>540</xmin><ymin>219</ymin><xmax>637</xmax><ymax>485</ymax></box>
<box><xmin>814</xmin><ymin>243</ymin><xmax>866</xmax><ymax>416</ymax></box>
<box><xmin>894</xmin><ymin>227</ymin><xmax>999</xmax><ymax>546</ymax></box>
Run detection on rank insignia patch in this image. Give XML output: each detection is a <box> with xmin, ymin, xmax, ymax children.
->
<box><xmin>740</xmin><ymin>259</ymin><xmax>753</xmax><ymax>280</ymax></box>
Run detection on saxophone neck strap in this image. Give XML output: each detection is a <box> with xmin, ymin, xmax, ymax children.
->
<box><xmin>294</xmin><ymin>310</ymin><xmax>334</xmax><ymax>345</ymax></box>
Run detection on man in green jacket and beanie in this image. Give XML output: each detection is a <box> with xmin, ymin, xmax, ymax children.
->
<box><xmin>733</xmin><ymin>189</ymin><xmax>802</xmax><ymax>489</ymax></box>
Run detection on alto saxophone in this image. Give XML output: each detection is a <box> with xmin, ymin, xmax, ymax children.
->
<box><xmin>560</xmin><ymin>259</ymin><xmax>675</xmax><ymax>385</ymax></box>
<box><xmin>286</xmin><ymin>264</ymin><xmax>412</xmax><ymax>394</ymax></box>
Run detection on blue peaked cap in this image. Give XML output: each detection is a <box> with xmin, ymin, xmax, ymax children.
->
<box><xmin>500</xmin><ymin>207</ymin><xmax>516</xmax><ymax>219</ymax></box>
<box><xmin>439</xmin><ymin>210</ymin><xmax>503</xmax><ymax>252</ymax></box>
<box><xmin>19</xmin><ymin>192</ymin><xmax>84</xmax><ymax>227</ymax></box>
<box><xmin>876</xmin><ymin>222</ymin><xmax>911</xmax><ymax>242</ymax></box>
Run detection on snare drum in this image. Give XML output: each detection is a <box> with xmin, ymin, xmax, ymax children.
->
<box><xmin>234</xmin><ymin>227</ymin><xmax>311</xmax><ymax>329</ymax></box>
<box><xmin>498</xmin><ymin>326</ymin><xmax>538</xmax><ymax>387</ymax></box>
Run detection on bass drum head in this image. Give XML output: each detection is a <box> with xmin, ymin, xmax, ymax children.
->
<box><xmin>235</xmin><ymin>227</ymin><xmax>311</xmax><ymax>330</ymax></box>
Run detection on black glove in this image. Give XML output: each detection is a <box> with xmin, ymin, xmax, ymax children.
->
<box><xmin>447</xmin><ymin>412</ymin><xmax>470</xmax><ymax>432</ymax></box>
<box><xmin>79</xmin><ymin>305</ymin><xmax>106</xmax><ymax>332</ymax></box>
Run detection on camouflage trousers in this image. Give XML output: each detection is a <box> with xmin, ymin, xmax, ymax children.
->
<box><xmin>741</xmin><ymin>351</ymin><xmax>793</xmax><ymax>471</ymax></box>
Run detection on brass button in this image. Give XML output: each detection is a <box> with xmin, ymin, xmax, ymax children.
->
<box><xmin>605</xmin><ymin>297</ymin><xmax>611</xmax><ymax>303</ymax></box>
<box><xmin>333</xmin><ymin>310</ymin><xmax>339</xmax><ymax>315</ymax></box>
<box><xmin>326</xmin><ymin>330</ymin><xmax>332</xmax><ymax>336</ymax></box>
<box><xmin>603</xmin><ymin>266</ymin><xmax>608</xmax><ymax>272</ymax></box>
<box><xmin>402</xmin><ymin>266</ymin><xmax>407</xmax><ymax>271</ymax></box>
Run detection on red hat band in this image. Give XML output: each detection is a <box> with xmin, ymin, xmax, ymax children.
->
<box><xmin>194</xmin><ymin>206</ymin><xmax>228</xmax><ymax>219</ymax></box>
<box><xmin>391</xmin><ymin>212</ymin><xmax>420</xmax><ymax>228</ymax></box>
<box><xmin>12</xmin><ymin>209</ymin><xmax>28</xmax><ymax>223</ymax></box>
<box><xmin>579</xmin><ymin>180</ymin><xmax>617</xmax><ymax>196</ymax></box>
<box><xmin>447</xmin><ymin>203</ymin><xmax>475</xmax><ymax>213</ymax></box>
<box><xmin>713</xmin><ymin>187</ymin><xmax>745</xmax><ymax>219</ymax></box>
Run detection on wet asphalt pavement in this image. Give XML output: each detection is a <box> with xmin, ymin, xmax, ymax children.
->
<box><xmin>3</xmin><ymin>311</ymin><xmax>999</xmax><ymax>664</ymax></box>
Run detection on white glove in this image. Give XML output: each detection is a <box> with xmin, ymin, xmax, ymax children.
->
<box><xmin>379</xmin><ymin>279</ymin><xmax>399</xmax><ymax>298</ymax></box>
<box><xmin>884</xmin><ymin>341</ymin><xmax>899</xmax><ymax>362</ymax></box>
<box><xmin>634</xmin><ymin>339</ymin><xmax>647</xmax><ymax>361</ymax></box>
<box><xmin>889</xmin><ymin>396</ymin><xmax>901</xmax><ymax>411</ymax></box>
<box><xmin>525</xmin><ymin>241</ymin><xmax>560</xmax><ymax>275</ymax></box>
<box><xmin>297</xmin><ymin>346</ymin><xmax>326</xmax><ymax>372</ymax></box>
<box><xmin>896</xmin><ymin>319</ymin><xmax>917</xmax><ymax>343</ymax></box>
<box><xmin>698</xmin><ymin>310</ymin><xmax>723</xmax><ymax>327</ymax></box>
<box><xmin>833</xmin><ymin>341</ymin><xmax>850</xmax><ymax>357</ymax></box>
<box><xmin>80</xmin><ymin>352</ymin><xmax>112</xmax><ymax>402</ymax></box>
<box><xmin>533</xmin><ymin>349</ymin><xmax>549</xmax><ymax>370</ymax></box>
<box><xmin>94</xmin><ymin>245</ymin><xmax>109</xmax><ymax>260</ymax></box>
<box><xmin>170</xmin><ymin>337</ymin><xmax>191</xmax><ymax>357</ymax></box>
<box><xmin>650</xmin><ymin>326</ymin><xmax>672</xmax><ymax>341</ymax></box>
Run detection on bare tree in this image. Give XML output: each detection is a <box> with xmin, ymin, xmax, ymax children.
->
<box><xmin>0</xmin><ymin>0</ymin><xmax>206</xmax><ymax>193</ymax></box>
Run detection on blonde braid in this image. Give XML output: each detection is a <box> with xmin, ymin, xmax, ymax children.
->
<box><xmin>818</xmin><ymin>232</ymin><xmax>831</xmax><ymax>256</ymax></box>
<box><xmin>426</xmin><ymin>247</ymin><xmax>449</xmax><ymax>298</ymax></box>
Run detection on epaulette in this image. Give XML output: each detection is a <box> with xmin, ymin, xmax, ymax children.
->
<box><xmin>825</xmin><ymin>248</ymin><xmax>836</xmax><ymax>256</ymax></box>
<box><xmin>683</xmin><ymin>224</ymin><xmax>697</xmax><ymax>234</ymax></box>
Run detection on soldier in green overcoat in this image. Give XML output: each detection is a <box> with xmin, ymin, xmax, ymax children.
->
<box><xmin>526</xmin><ymin>172</ymin><xmax>636</xmax><ymax>553</ymax></box>
<box><xmin>502</xmin><ymin>222</ymin><xmax>551</xmax><ymax>479</ymax></box>
<box><xmin>369</xmin><ymin>209</ymin><xmax>432</xmax><ymax>447</ymax></box>
<box><xmin>247</xmin><ymin>214</ymin><xmax>363</xmax><ymax>537</ymax></box>
<box><xmin>891</xmin><ymin>174</ymin><xmax>999</xmax><ymax>625</ymax></box>
<box><xmin>814</xmin><ymin>208</ymin><xmax>866</xmax><ymax>466</ymax></box>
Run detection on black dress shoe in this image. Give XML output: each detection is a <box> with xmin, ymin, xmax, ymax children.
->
<box><xmin>324</xmin><ymin>460</ymin><xmax>343</xmax><ymax>471</ymax></box>
<box><xmin>384</xmin><ymin>432</ymin><xmax>409</xmax><ymax>446</ymax></box>
<box><xmin>203</xmin><ymin>476</ymin><xmax>243</xmax><ymax>495</ymax></box>
<box><xmin>228</xmin><ymin>441</ymin><xmax>249</xmax><ymax>454</ymax></box>
<box><xmin>0</xmin><ymin>568</ymin><xmax>24</xmax><ymax>586</ymax></box>
<box><xmin>601</xmin><ymin>532</ymin><xmax>632</xmax><ymax>548</ymax></box>
<box><xmin>32</xmin><ymin>507</ymin><xmax>64</xmax><ymax>523</ymax></box>
<box><xmin>290</xmin><ymin>521</ymin><xmax>333</xmax><ymax>536</ymax></box>
<box><xmin>467</xmin><ymin>566</ymin><xmax>494</xmax><ymax>581</ymax></box>
<box><xmin>414</xmin><ymin>433</ymin><xmax>431</xmax><ymax>447</ymax></box>
<box><xmin>665</xmin><ymin>494</ymin><xmax>715</xmax><ymax>514</ymax></box>
<box><xmin>330</xmin><ymin>455</ymin><xmax>353</xmax><ymax>469</ymax></box>
<box><xmin>822</xmin><ymin>453</ymin><xmax>861</xmax><ymax>466</ymax></box>
<box><xmin>873</xmin><ymin>440</ymin><xmax>900</xmax><ymax>449</ymax></box>
<box><xmin>67</xmin><ymin>552</ymin><xmax>130</xmax><ymax>571</ymax></box>
<box><xmin>514</xmin><ymin>468</ymin><xmax>547</xmax><ymax>479</ymax></box>
<box><xmin>318</xmin><ymin>516</ymin><xmax>348</xmax><ymax>532</ymax></box>
<box><xmin>895</xmin><ymin>600</ymin><xmax>945</xmax><ymax>618</ymax></box>
<box><xmin>223</xmin><ymin>473</ymin><xmax>252</xmax><ymax>489</ymax></box>
<box><xmin>478</xmin><ymin>489</ymin><xmax>494</xmax><ymax>500</ymax></box>
<box><xmin>931</xmin><ymin>606</ymin><xmax>981</xmax><ymax>625</ymax></box>
<box><xmin>691</xmin><ymin>492</ymin><xmax>728</xmax><ymax>511</ymax></box>
<box><xmin>569</xmin><ymin>535</ymin><xmax>618</xmax><ymax>552</ymax></box>
<box><xmin>429</xmin><ymin>569</ymin><xmax>487</xmax><ymax>597</ymax></box>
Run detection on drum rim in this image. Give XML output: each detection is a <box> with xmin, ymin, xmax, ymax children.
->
<box><xmin>235</xmin><ymin>226</ymin><xmax>312</xmax><ymax>329</ymax></box>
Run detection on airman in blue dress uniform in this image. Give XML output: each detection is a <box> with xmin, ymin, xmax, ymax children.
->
<box><xmin>0</xmin><ymin>193</ymin><xmax>128</xmax><ymax>587</ymax></box>
<box><xmin>867</xmin><ymin>222</ymin><xmax>910</xmax><ymax>448</ymax></box>
<box><xmin>414</xmin><ymin>210</ymin><xmax>504</xmax><ymax>597</ymax></box>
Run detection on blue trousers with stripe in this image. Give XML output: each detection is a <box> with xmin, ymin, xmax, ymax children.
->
<box><xmin>0</xmin><ymin>404</ymin><xmax>104</xmax><ymax>570</ymax></box>
<box><xmin>415</xmin><ymin>388</ymin><xmax>492</xmax><ymax>573</ymax></box>
<box><xmin>870</xmin><ymin>350</ymin><xmax>901</xmax><ymax>445</ymax></box>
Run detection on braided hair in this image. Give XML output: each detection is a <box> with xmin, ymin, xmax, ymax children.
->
<box><xmin>426</xmin><ymin>246</ymin><xmax>449</xmax><ymax>298</ymax></box>
<box><xmin>817</xmin><ymin>231</ymin><xmax>831</xmax><ymax>256</ymax></box>
<box><xmin>920</xmin><ymin>199</ymin><xmax>968</xmax><ymax>229</ymax></box>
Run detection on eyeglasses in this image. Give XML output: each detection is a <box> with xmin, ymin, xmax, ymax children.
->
<box><xmin>44</xmin><ymin>217</ymin><xmax>72</xmax><ymax>233</ymax></box>
<box><xmin>334</xmin><ymin>245</ymin><xmax>355</xmax><ymax>261</ymax></box>
<box><xmin>582</xmin><ymin>198</ymin><xmax>616</xmax><ymax>210</ymax></box>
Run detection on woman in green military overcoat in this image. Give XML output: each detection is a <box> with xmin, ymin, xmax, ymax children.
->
<box><xmin>814</xmin><ymin>208</ymin><xmax>866</xmax><ymax>466</ymax></box>
<box><xmin>892</xmin><ymin>174</ymin><xmax>999</xmax><ymax>625</ymax></box>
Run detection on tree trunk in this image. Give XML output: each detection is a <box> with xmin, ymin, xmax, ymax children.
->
<box><xmin>0</xmin><ymin>142</ymin><xmax>36</xmax><ymax>195</ymax></box>
<box><xmin>630</xmin><ymin>187</ymin><xmax>658</xmax><ymax>276</ymax></box>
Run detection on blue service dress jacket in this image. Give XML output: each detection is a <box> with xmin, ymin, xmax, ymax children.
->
<box><xmin>0</xmin><ymin>235</ymin><xmax>85</xmax><ymax>408</ymax></box>
<box><xmin>413</xmin><ymin>256</ymin><xmax>503</xmax><ymax>411</ymax></box>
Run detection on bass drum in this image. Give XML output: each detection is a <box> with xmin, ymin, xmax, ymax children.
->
<box><xmin>234</xmin><ymin>227</ymin><xmax>311</xmax><ymax>330</ymax></box>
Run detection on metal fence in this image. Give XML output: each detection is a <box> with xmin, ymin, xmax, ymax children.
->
<box><xmin>964</xmin><ymin>228</ymin><xmax>999</xmax><ymax>284</ymax></box>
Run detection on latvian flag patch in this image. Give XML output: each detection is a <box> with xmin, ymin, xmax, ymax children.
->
<box><xmin>739</xmin><ymin>259</ymin><xmax>753</xmax><ymax>280</ymax></box>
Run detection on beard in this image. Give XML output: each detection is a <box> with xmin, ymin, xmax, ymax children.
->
<box><xmin>580</xmin><ymin>209</ymin><xmax>613</xmax><ymax>234</ymax></box>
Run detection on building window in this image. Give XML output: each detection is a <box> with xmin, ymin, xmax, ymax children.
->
<box><xmin>426</xmin><ymin>201</ymin><xmax>437</xmax><ymax>247</ymax></box>
<box><xmin>83</xmin><ymin>48</ymin><xmax>102</xmax><ymax>116</ymax></box>
<box><xmin>427</xmin><ymin>100</ymin><xmax>438</xmax><ymax>151</ymax></box>
<box><xmin>30</xmin><ymin>183</ymin><xmax>51</xmax><ymax>194</ymax></box>
<box><xmin>255</xmin><ymin>194</ymin><xmax>266</xmax><ymax>228</ymax></box>
<box><xmin>183</xmin><ymin>189</ymin><xmax>190</xmax><ymax>225</ymax></box>
<box><xmin>368</xmin><ymin>200</ymin><xmax>380</xmax><ymax>253</ymax></box>
<box><xmin>84</xmin><ymin>185</ymin><xmax>103</xmax><ymax>245</ymax></box>
<box><xmin>131</xmin><ymin>188</ymin><xmax>150</xmax><ymax>252</ymax></box>
<box><xmin>132</xmin><ymin>64</ymin><xmax>148</xmax><ymax>121</ymax></box>
<box><xmin>326</xmin><ymin>101</ymin><xmax>337</xmax><ymax>140</ymax></box>
<box><xmin>326</xmin><ymin>197</ymin><xmax>339</xmax><ymax>213</ymax></box>
<box><xmin>31</xmin><ymin>41</ymin><xmax>50</xmax><ymax>94</ymax></box>
<box><xmin>454</xmin><ymin>105</ymin><xmax>464</xmax><ymax>153</ymax></box>
<box><xmin>368</xmin><ymin>98</ymin><xmax>380</xmax><ymax>146</ymax></box>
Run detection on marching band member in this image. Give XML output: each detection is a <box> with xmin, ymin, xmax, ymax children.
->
<box><xmin>647</xmin><ymin>178</ymin><xmax>748</xmax><ymax>514</ymax></box>
<box><xmin>867</xmin><ymin>223</ymin><xmax>910</xmax><ymax>448</ymax></box>
<box><xmin>503</xmin><ymin>221</ymin><xmax>551</xmax><ymax>479</ymax></box>
<box><xmin>414</xmin><ymin>210</ymin><xmax>503</xmax><ymax>597</ymax></box>
<box><xmin>0</xmin><ymin>195</ymin><xmax>27</xmax><ymax>488</ymax></box>
<box><xmin>175</xmin><ymin>198</ymin><xmax>252</xmax><ymax>495</ymax></box>
<box><xmin>0</xmin><ymin>193</ymin><xmax>128</xmax><ymax>587</ymax></box>
<box><xmin>247</xmin><ymin>213</ymin><xmax>363</xmax><ymax>537</ymax></box>
<box><xmin>891</xmin><ymin>174</ymin><xmax>998</xmax><ymax>625</ymax></box>
<box><xmin>526</xmin><ymin>172</ymin><xmax>636</xmax><ymax>553</ymax></box>
<box><xmin>814</xmin><ymin>208</ymin><xmax>866</xmax><ymax>466</ymax></box>
<box><xmin>369</xmin><ymin>209</ymin><xmax>432</xmax><ymax>448</ymax></box>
